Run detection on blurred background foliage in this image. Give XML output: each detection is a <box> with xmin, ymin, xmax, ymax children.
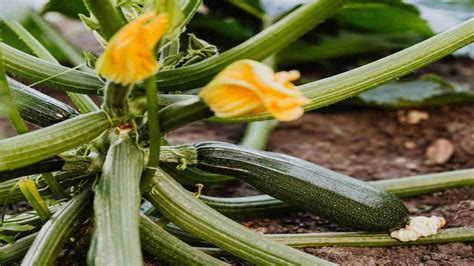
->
<box><xmin>1</xmin><ymin>0</ymin><xmax>473</xmax><ymax>108</ymax></box>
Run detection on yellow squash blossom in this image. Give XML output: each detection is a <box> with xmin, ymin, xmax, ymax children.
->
<box><xmin>199</xmin><ymin>60</ymin><xmax>309</xmax><ymax>121</ymax></box>
<box><xmin>96</xmin><ymin>12</ymin><xmax>169</xmax><ymax>85</ymax></box>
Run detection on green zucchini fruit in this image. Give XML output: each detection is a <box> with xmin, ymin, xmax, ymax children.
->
<box><xmin>199</xmin><ymin>168</ymin><xmax>474</xmax><ymax>220</ymax></box>
<box><xmin>194</xmin><ymin>141</ymin><xmax>409</xmax><ymax>232</ymax></box>
<box><xmin>10</xmin><ymin>78</ymin><xmax>78</xmax><ymax>127</ymax></box>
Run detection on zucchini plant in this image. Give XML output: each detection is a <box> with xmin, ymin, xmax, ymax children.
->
<box><xmin>0</xmin><ymin>0</ymin><xmax>473</xmax><ymax>265</ymax></box>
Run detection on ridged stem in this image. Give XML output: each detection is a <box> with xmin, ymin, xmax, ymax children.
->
<box><xmin>210</xmin><ymin>18</ymin><xmax>474</xmax><ymax>122</ymax></box>
<box><xmin>0</xmin><ymin>233</ymin><xmax>37</xmax><ymax>265</ymax></box>
<box><xmin>2</xmin><ymin>43</ymin><xmax>103</xmax><ymax>94</ymax></box>
<box><xmin>0</xmin><ymin>111</ymin><xmax>113</xmax><ymax>171</ymax></box>
<box><xmin>3</xmin><ymin>17</ymin><xmax>98</xmax><ymax>114</ymax></box>
<box><xmin>21</xmin><ymin>189</ymin><xmax>93</xmax><ymax>265</ymax></box>
<box><xmin>93</xmin><ymin>134</ymin><xmax>144</xmax><ymax>266</ymax></box>
<box><xmin>140</xmin><ymin>214</ymin><xmax>227</xmax><ymax>265</ymax></box>
<box><xmin>168</xmin><ymin>225</ymin><xmax>474</xmax><ymax>249</ymax></box>
<box><xmin>30</xmin><ymin>13</ymin><xmax>91</xmax><ymax>71</ymax></box>
<box><xmin>0</xmin><ymin>144</ymin><xmax>195</xmax><ymax>180</ymax></box>
<box><xmin>145</xmin><ymin>168</ymin><xmax>335</xmax><ymax>265</ymax></box>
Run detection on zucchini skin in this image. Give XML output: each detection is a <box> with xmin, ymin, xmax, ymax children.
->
<box><xmin>9</xmin><ymin>78</ymin><xmax>79</xmax><ymax>127</ymax></box>
<box><xmin>0</xmin><ymin>156</ymin><xmax>64</xmax><ymax>181</ymax></box>
<box><xmin>195</xmin><ymin>141</ymin><xmax>409</xmax><ymax>232</ymax></box>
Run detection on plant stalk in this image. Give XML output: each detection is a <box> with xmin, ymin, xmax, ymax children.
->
<box><xmin>145</xmin><ymin>168</ymin><xmax>335</xmax><ymax>265</ymax></box>
<box><xmin>0</xmin><ymin>111</ymin><xmax>112</xmax><ymax>172</ymax></box>
<box><xmin>93</xmin><ymin>133</ymin><xmax>144</xmax><ymax>266</ymax></box>
<box><xmin>21</xmin><ymin>189</ymin><xmax>93</xmax><ymax>265</ymax></box>
<box><xmin>140</xmin><ymin>214</ymin><xmax>227</xmax><ymax>265</ymax></box>
<box><xmin>211</xmin><ymin>18</ymin><xmax>474</xmax><ymax>122</ymax></box>
<box><xmin>3</xmin><ymin>17</ymin><xmax>98</xmax><ymax>114</ymax></box>
<box><xmin>141</xmin><ymin>76</ymin><xmax>161</xmax><ymax>191</ymax></box>
<box><xmin>82</xmin><ymin>0</ymin><xmax>126</xmax><ymax>40</ymax></box>
<box><xmin>0</xmin><ymin>233</ymin><xmax>37</xmax><ymax>264</ymax></box>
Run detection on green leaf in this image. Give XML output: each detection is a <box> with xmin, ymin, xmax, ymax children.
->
<box><xmin>406</xmin><ymin>0</ymin><xmax>474</xmax><ymax>57</ymax></box>
<box><xmin>42</xmin><ymin>0</ymin><xmax>89</xmax><ymax>18</ymax></box>
<box><xmin>0</xmin><ymin>223</ymin><xmax>35</xmax><ymax>233</ymax></box>
<box><xmin>349</xmin><ymin>76</ymin><xmax>474</xmax><ymax>108</ymax></box>
<box><xmin>278</xmin><ymin>32</ymin><xmax>419</xmax><ymax>66</ymax></box>
<box><xmin>336</xmin><ymin>3</ymin><xmax>433</xmax><ymax>36</ymax></box>
<box><xmin>0</xmin><ymin>234</ymin><xmax>16</xmax><ymax>243</ymax></box>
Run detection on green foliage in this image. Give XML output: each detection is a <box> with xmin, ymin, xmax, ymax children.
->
<box><xmin>42</xmin><ymin>0</ymin><xmax>89</xmax><ymax>18</ymax></box>
<box><xmin>336</xmin><ymin>3</ymin><xmax>432</xmax><ymax>36</ymax></box>
<box><xmin>351</xmin><ymin>76</ymin><xmax>474</xmax><ymax>108</ymax></box>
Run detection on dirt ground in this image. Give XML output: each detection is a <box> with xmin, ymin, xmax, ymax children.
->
<box><xmin>1</xmin><ymin>50</ymin><xmax>472</xmax><ymax>265</ymax></box>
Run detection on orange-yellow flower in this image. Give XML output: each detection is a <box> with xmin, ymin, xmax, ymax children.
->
<box><xmin>199</xmin><ymin>60</ymin><xmax>309</xmax><ymax>121</ymax></box>
<box><xmin>96</xmin><ymin>12</ymin><xmax>169</xmax><ymax>85</ymax></box>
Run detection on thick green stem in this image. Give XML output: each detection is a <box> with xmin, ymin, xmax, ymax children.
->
<box><xmin>0</xmin><ymin>144</ymin><xmax>195</xmax><ymax>181</ymax></box>
<box><xmin>21</xmin><ymin>190</ymin><xmax>93</xmax><ymax>265</ymax></box>
<box><xmin>103</xmin><ymin>82</ymin><xmax>131</xmax><ymax>119</ymax></box>
<box><xmin>167</xmin><ymin>224</ymin><xmax>474</xmax><ymax>249</ymax></box>
<box><xmin>2</xmin><ymin>43</ymin><xmax>103</xmax><ymax>94</ymax></box>
<box><xmin>94</xmin><ymin>134</ymin><xmax>144</xmax><ymax>266</ymax></box>
<box><xmin>30</xmin><ymin>13</ymin><xmax>91</xmax><ymax>71</ymax></box>
<box><xmin>201</xmin><ymin>169</ymin><xmax>474</xmax><ymax>220</ymax></box>
<box><xmin>0</xmin><ymin>233</ymin><xmax>37</xmax><ymax>264</ymax></box>
<box><xmin>82</xmin><ymin>0</ymin><xmax>126</xmax><ymax>40</ymax></box>
<box><xmin>4</xmin><ymin>17</ymin><xmax>98</xmax><ymax>114</ymax></box>
<box><xmin>145</xmin><ymin>168</ymin><xmax>334</xmax><ymax>265</ymax></box>
<box><xmin>267</xmin><ymin>228</ymin><xmax>474</xmax><ymax>248</ymax></box>
<box><xmin>157</xmin><ymin>19</ymin><xmax>473</xmax><ymax>128</ymax></box>
<box><xmin>140</xmin><ymin>215</ymin><xmax>227</xmax><ymax>265</ymax></box>
<box><xmin>239</xmin><ymin>120</ymin><xmax>278</xmax><ymax>150</ymax></box>
<box><xmin>0</xmin><ymin>111</ymin><xmax>112</xmax><ymax>171</ymax></box>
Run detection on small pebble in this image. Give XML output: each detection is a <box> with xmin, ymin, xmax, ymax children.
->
<box><xmin>425</xmin><ymin>138</ymin><xmax>454</xmax><ymax>165</ymax></box>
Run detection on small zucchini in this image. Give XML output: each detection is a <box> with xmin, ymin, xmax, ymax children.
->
<box><xmin>9</xmin><ymin>78</ymin><xmax>79</xmax><ymax>127</ymax></box>
<box><xmin>194</xmin><ymin>141</ymin><xmax>409</xmax><ymax>232</ymax></box>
